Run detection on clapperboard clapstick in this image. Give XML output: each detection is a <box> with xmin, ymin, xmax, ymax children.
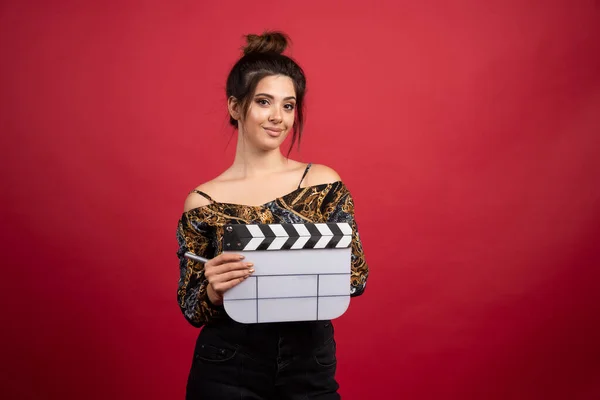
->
<box><xmin>222</xmin><ymin>222</ymin><xmax>353</xmax><ymax>251</ymax></box>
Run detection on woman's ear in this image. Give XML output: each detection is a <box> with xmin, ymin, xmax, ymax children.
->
<box><xmin>228</xmin><ymin>96</ymin><xmax>241</xmax><ymax>121</ymax></box>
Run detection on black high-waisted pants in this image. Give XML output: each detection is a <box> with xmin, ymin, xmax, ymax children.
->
<box><xmin>185</xmin><ymin>319</ymin><xmax>340</xmax><ymax>400</ymax></box>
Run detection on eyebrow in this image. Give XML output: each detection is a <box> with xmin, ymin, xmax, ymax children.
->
<box><xmin>254</xmin><ymin>93</ymin><xmax>296</xmax><ymax>101</ymax></box>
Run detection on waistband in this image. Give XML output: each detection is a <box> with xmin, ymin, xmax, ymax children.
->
<box><xmin>201</xmin><ymin>318</ymin><xmax>335</xmax><ymax>357</ymax></box>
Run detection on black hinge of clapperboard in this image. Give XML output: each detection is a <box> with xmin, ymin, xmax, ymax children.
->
<box><xmin>223</xmin><ymin>224</ymin><xmax>252</xmax><ymax>251</ymax></box>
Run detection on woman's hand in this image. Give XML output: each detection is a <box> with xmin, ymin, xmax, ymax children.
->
<box><xmin>204</xmin><ymin>253</ymin><xmax>254</xmax><ymax>306</ymax></box>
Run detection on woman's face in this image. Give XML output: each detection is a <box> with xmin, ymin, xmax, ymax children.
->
<box><xmin>237</xmin><ymin>74</ymin><xmax>296</xmax><ymax>152</ymax></box>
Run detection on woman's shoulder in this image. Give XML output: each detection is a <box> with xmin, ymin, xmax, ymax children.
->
<box><xmin>183</xmin><ymin>180</ymin><xmax>220</xmax><ymax>213</ymax></box>
<box><xmin>303</xmin><ymin>163</ymin><xmax>342</xmax><ymax>187</ymax></box>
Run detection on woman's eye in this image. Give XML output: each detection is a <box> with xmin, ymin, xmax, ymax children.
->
<box><xmin>285</xmin><ymin>104</ymin><xmax>295</xmax><ymax>110</ymax></box>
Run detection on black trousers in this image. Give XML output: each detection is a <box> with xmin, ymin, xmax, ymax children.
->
<box><xmin>185</xmin><ymin>319</ymin><xmax>340</xmax><ymax>400</ymax></box>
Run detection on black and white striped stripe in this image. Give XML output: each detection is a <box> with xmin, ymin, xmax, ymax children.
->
<box><xmin>223</xmin><ymin>222</ymin><xmax>352</xmax><ymax>251</ymax></box>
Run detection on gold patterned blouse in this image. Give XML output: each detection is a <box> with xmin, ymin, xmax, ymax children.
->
<box><xmin>175</xmin><ymin>180</ymin><xmax>369</xmax><ymax>328</ymax></box>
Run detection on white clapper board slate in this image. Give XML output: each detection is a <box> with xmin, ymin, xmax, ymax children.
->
<box><xmin>222</xmin><ymin>222</ymin><xmax>352</xmax><ymax>324</ymax></box>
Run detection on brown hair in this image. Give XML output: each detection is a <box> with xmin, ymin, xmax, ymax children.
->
<box><xmin>226</xmin><ymin>31</ymin><xmax>307</xmax><ymax>153</ymax></box>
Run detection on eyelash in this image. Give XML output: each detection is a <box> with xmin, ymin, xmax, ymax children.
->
<box><xmin>256</xmin><ymin>99</ymin><xmax>295</xmax><ymax>111</ymax></box>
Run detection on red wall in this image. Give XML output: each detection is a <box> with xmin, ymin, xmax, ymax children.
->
<box><xmin>2</xmin><ymin>1</ymin><xmax>600</xmax><ymax>399</ymax></box>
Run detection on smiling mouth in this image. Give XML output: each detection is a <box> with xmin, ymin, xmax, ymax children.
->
<box><xmin>264</xmin><ymin>127</ymin><xmax>284</xmax><ymax>137</ymax></box>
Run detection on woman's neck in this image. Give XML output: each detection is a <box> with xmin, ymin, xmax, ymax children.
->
<box><xmin>229</xmin><ymin>135</ymin><xmax>290</xmax><ymax>179</ymax></box>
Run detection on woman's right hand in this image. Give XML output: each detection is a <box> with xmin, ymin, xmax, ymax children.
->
<box><xmin>204</xmin><ymin>253</ymin><xmax>254</xmax><ymax>306</ymax></box>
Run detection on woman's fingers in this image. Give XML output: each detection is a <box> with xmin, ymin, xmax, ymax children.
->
<box><xmin>205</xmin><ymin>255</ymin><xmax>255</xmax><ymax>296</ymax></box>
<box><xmin>205</xmin><ymin>260</ymin><xmax>253</xmax><ymax>278</ymax></box>
<box><xmin>211</xmin><ymin>270</ymin><xmax>253</xmax><ymax>293</ymax></box>
<box><xmin>210</xmin><ymin>253</ymin><xmax>245</xmax><ymax>265</ymax></box>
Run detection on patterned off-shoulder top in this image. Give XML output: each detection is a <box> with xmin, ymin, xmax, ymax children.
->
<box><xmin>175</xmin><ymin>175</ymin><xmax>369</xmax><ymax>328</ymax></box>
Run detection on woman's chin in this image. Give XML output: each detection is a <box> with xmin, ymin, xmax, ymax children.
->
<box><xmin>260</xmin><ymin>144</ymin><xmax>283</xmax><ymax>152</ymax></box>
<box><xmin>259</xmin><ymin>137</ymin><xmax>286</xmax><ymax>151</ymax></box>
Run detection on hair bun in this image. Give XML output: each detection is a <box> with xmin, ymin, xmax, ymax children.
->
<box><xmin>242</xmin><ymin>31</ymin><xmax>289</xmax><ymax>55</ymax></box>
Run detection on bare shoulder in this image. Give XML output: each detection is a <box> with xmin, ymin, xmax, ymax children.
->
<box><xmin>304</xmin><ymin>163</ymin><xmax>342</xmax><ymax>187</ymax></box>
<box><xmin>183</xmin><ymin>181</ymin><xmax>219</xmax><ymax>212</ymax></box>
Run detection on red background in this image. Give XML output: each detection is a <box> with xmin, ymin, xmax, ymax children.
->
<box><xmin>2</xmin><ymin>1</ymin><xmax>600</xmax><ymax>399</ymax></box>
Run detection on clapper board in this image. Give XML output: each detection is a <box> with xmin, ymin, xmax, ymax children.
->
<box><xmin>221</xmin><ymin>222</ymin><xmax>352</xmax><ymax>324</ymax></box>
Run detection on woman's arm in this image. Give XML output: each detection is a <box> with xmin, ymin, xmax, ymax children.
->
<box><xmin>324</xmin><ymin>183</ymin><xmax>369</xmax><ymax>296</ymax></box>
<box><xmin>175</xmin><ymin>208</ymin><xmax>225</xmax><ymax>328</ymax></box>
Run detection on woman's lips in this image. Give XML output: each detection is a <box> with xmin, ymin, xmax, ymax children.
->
<box><xmin>264</xmin><ymin>127</ymin><xmax>283</xmax><ymax>137</ymax></box>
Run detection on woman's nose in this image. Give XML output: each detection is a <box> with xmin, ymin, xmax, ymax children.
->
<box><xmin>269</xmin><ymin>107</ymin><xmax>282</xmax><ymax>122</ymax></box>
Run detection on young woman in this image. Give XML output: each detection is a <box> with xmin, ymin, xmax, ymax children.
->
<box><xmin>176</xmin><ymin>31</ymin><xmax>369</xmax><ymax>400</ymax></box>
